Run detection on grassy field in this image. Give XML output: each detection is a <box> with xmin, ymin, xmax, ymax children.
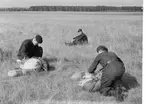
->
<box><xmin>0</xmin><ymin>12</ymin><xmax>142</xmax><ymax>104</ymax></box>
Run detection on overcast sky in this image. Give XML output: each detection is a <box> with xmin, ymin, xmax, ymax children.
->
<box><xmin>0</xmin><ymin>0</ymin><xmax>143</xmax><ymax>8</ymax></box>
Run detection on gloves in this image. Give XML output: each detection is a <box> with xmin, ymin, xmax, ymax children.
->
<box><xmin>16</xmin><ymin>59</ymin><xmax>22</xmax><ymax>65</ymax></box>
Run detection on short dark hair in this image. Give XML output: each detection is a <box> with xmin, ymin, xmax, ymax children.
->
<box><xmin>78</xmin><ymin>29</ymin><xmax>82</xmax><ymax>32</ymax></box>
<box><xmin>35</xmin><ymin>35</ymin><xmax>43</xmax><ymax>43</ymax></box>
<box><xmin>96</xmin><ymin>45</ymin><xmax>108</xmax><ymax>53</ymax></box>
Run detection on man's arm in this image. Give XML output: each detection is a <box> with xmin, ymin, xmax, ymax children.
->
<box><xmin>73</xmin><ymin>34</ymin><xmax>84</xmax><ymax>40</ymax></box>
<box><xmin>88</xmin><ymin>55</ymin><xmax>100</xmax><ymax>73</ymax></box>
<box><xmin>17</xmin><ymin>40</ymin><xmax>29</xmax><ymax>60</ymax></box>
<box><xmin>34</xmin><ymin>46</ymin><xmax>43</xmax><ymax>58</ymax></box>
<box><xmin>117</xmin><ymin>57</ymin><xmax>124</xmax><ymax>64</ymax></box>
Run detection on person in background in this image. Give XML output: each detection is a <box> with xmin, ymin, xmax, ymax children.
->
<box><xmin>65</xmin><ymin>29</ymin><xmax>88</xmax><ymax>46</ymax></box>
<box><xmin>17</xmin><ymin>34</ymin><xmax>43</xmax><ymax>64</ymax></box>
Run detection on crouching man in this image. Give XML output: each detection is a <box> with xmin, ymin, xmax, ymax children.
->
<box><xmin>8</xmin><ymin>35</ymin><xmax>49</xmax><ymax>77</ymax></box>
<box><xmin>72</xmin><ymin>45</ymin><xmax>126</xmax><ymax>101</ymax></box>
<box><xmin>87</xmin><ymin>45</ymin><xmax>126</xmax><ymax>101</ymax></box>
<box><xmin>17</xmin><ymin>34</ymin><xmax>43</xmax><ymax>62</ymax></box>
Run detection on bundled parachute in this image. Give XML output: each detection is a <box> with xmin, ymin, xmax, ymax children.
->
<box><xmin>8</xmin><ymin>57</ymin><xmax>49</xmax><ymax>77</ymax></box>
<box><xmin>71</xmin><ymin>71</ymin><xmax>102</xmax><ymax>92</ymax></box>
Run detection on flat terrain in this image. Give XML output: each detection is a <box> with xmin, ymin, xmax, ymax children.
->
<box><xmin>0</xmin><ymin>12</ymin><xmax>142</xmax><ymax>104</ymax></box>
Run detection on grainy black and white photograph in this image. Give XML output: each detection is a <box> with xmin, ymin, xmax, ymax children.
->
<box><xmin>0</xmin><ymin>0</ymin><xmax>143</xmax><ymax>104</ymax></box>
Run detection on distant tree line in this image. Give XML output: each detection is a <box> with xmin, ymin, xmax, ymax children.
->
<box><xmin>0</xmin><ymin>6</ymin><xmax>143</xmax><ymax>12</ymax></box>
<box><xmin>0</xmin><ymin>8</ymin><xmax>28</xmax><ymax>11</ymax></box>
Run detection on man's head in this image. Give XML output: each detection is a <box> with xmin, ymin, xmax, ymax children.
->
<box><xmin>96</xmin><ymin>45</ymin><xmax>108</xmax><ymax>54</ymax></box>
<box><xmin>78</xmin><ymin>29</ymin><xmax>83</xmax><ymax>33</ymax></box>
<box><xmin>32</xmin><ymin>35</ymin><xmax>43</xmax><ymax>45</ymax></box>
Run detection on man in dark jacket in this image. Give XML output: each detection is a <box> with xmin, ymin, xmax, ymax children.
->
<box><xmin>17</xmin><ymin>35</ymin><xmax>43</xmax><ymax>62</ymax></box>
<box><xmin>88</xmin><ymin>45</ymin><xmax>125</xmax><ymax>100</ymax></box>
<box><xmin>65</xmin><ymin>29</ymin><xmax>88</xmax><ymax>46</ymax></box>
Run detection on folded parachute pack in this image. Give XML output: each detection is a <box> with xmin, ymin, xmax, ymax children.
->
<box><xmin>8</xmin><ymin>57</ymin><xmax>49</xmax><ymax>77</ymax></box>
<box><xmin>71</xmin><ymin>71</ymin><xmax>102</xmax><ymax>92</ymax></box>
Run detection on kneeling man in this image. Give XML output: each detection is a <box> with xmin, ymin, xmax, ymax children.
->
<box><xmin>17</xmin><ymin>34</ymin><xmax>43</xmax><ymax>61</ymax></box>
<box><xmin>87</xmin><ymin>45</ymin><xmax>126</xmax><ymax>100</ymax></box>
<box><xmin>8</xmin><ymin>35</ymin><xmax>49</xmax><ymax>77</ymax></box>
<box><xmin>72</xmin><ymin>46</ymin><xmax>126</xmax><ymax>101</ymax></box>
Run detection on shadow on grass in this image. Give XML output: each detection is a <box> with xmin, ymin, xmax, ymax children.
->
<box><xmin>49</xmin><ymin>65</ymin><xmax>55</xmax><ymax>71</ymax></box>
<box><xmin>121</xmin><ymin>72</ymin><xmax>140</xmax><ymax>90</ymax></box>
<box><xmin>33</xmin><ymin>57</ymin><xmax>56</xmax><ymax>76</ymax></box>
<box><xmin>32</xmin><ymin>65</ymin><xmax>56</xmax><ymax>77</ymax></box>
<box><xmin>43</xmin><ymin>56</ymin><xmax>58</xmax><ymax>63</ymax></box>
<box><xmin>42</xmin><ymin>57</ymin><xmax>56</xmax><ymax>72</ymax></box>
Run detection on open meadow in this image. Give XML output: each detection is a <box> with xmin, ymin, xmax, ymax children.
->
<box><xmin>0</xmin><ymin>12</ymin><xmax>142</xmax><ymax>104</ymax></box>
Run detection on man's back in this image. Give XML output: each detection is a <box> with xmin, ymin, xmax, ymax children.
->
<box><xmin>98</xmin><ymin>52</ymin><xmax>124</xmax><ymax>67</ymax></box>
<box><xmin>88</xmin><ymin>51</ymin><xmax>124</xmax><ymax>74</ymax></box>
<box><xmin>17</xmin><ymin>39</ymin><xmax>42</xmax><ymax>60</ymax></box>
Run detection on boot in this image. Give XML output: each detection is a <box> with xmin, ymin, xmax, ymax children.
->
<box><xmin>115</xmin><ymin>86</ymin><xmax>124</xmax><ymax>102</ymax></box>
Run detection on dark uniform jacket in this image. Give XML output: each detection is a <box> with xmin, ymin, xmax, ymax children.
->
<box><xmin>17</xmin><ymin>39</ymin><xmax>43</xmax><ymax>60</ymax></box>
<box><xmin>88</xmin><ymin>51</ymin><xmax>125</xmax><ymax>95</ymax></box>
<box><xmin>73</xmin><ymin>33</ymin><xmax>88</xmax><ymax>44</ymax></box>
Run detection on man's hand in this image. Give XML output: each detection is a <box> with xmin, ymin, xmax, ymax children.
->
<box><xmin>82</xmin><ymin>73</ymin><xmax>93</xmax><ymax>79</ymax></box>
<box><xmin>71</xmin><ymin>39</ymin><xmax>74</xmax><ymax>42</ymax></box>
<box><xmin>16</xmin><ymin>58</ymin><xmax>26</xmax><ymax>66</ymax></box>
<box><xmin>16</xmin><ymin>59</ymin><xmax>22</xmax><ymax>64</ymax></box>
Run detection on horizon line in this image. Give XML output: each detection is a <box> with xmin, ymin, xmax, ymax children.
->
<box><xmin>0</xmin><ymin>5</ymin><xmax>143</xmax><ymax>8</ymax></box>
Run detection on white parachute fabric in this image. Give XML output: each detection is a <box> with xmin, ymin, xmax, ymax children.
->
<box><xmin>8</xmin><ymin>58</ymin><xmax>43</xmax><ymax>77</ymax></box>
<box><xmin>20</xmin><ymin>58</ymin><xmax>42</xmax><ymax>70</ymax></box>
<box><xmin>8</xmin><ymin>70</ymin><xmax>24</xmax><ymax>77</ymax></box>
<box><xmin>71</xmin><ymin>71</ymin><xmax>102</xmax><ymax>92</ymax></box>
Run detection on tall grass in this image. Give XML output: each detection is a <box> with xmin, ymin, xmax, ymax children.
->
<box><xmin>0</xmin><ymin>12</ymin><xmax>142</xmax><ymax>104</ymax></box>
